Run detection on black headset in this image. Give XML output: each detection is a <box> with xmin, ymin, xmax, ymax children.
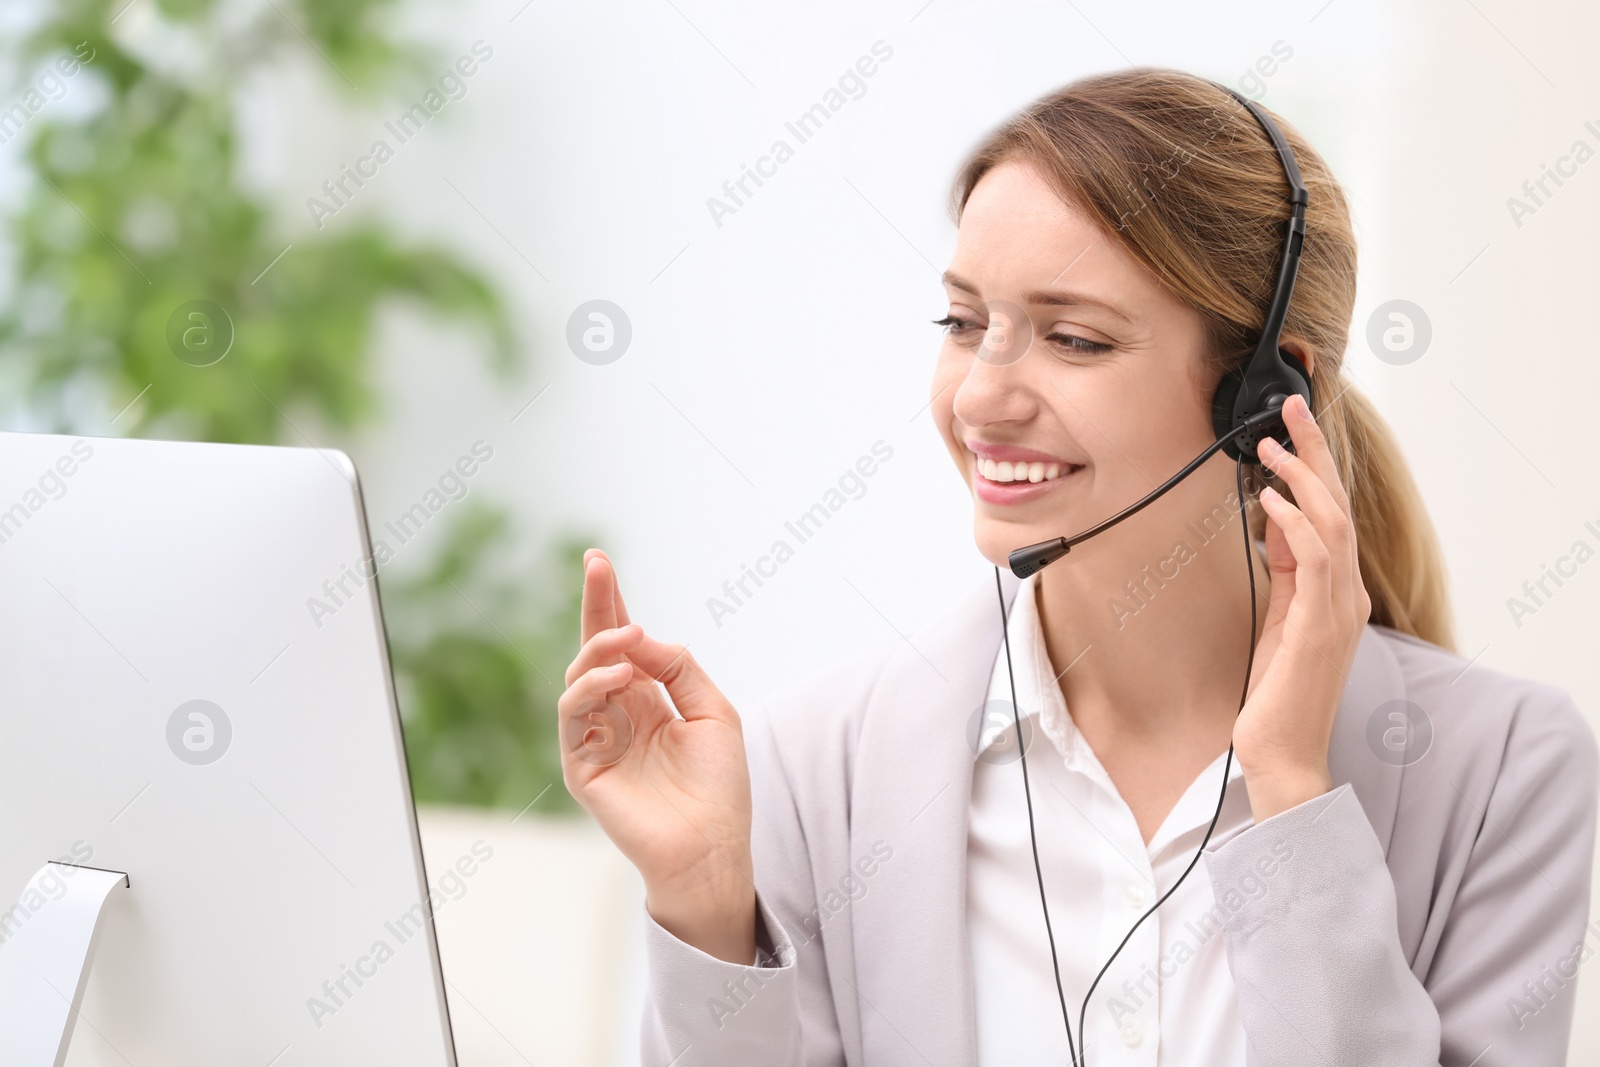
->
<box><xmin>991</xmin><ymin>83</ymin><xmax>1312</xmax><ymax>1066</ymax></box>
<box><xmin>1210</xmin><ymin>94</ymin><xmax>1315</xmax><ymax>464</ymax></box>
<box><xmin>1008</xmin><ymin>85</ymin><xmax>1313</xmax><ymax>581</ymax></box>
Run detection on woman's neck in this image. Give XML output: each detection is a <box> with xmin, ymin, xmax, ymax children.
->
<box><xmin>1032</xmin><ymin>503</ymin><xmax>1269</xmax><ymax>746</ymax></box>
<box><xmin>1028</xmin><ymin>494</ymin><xmax>1270</xmax><ymax>841</ymax></box>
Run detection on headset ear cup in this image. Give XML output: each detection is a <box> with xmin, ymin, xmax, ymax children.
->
<box><xmin>1211</xmin><ymin>349</ymin><xmax>1315</xmax><ymax>463</ymax></box>
<box><xmin>1210</xmin><ymin>365</ymin><xmax>1245</xmax><ymax>444</ymax></box>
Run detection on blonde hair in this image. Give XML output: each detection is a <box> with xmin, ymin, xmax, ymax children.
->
<box><xmin>952</xmin><ymin>69</ymin><xmax>1454</xmax><ymax>650</ymax></box>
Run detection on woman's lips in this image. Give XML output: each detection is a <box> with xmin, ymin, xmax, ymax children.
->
<box><xmin>970</xmin><ymin>452</ymin><xmax>1083</xmax><ymax>505</ymax></box>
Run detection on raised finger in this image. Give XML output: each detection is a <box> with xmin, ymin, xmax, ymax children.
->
<box><xmin>580</xmin><ymin>553</ymin><xmax>620</xmax><ymax>644</ymax></box>
<box><xmin>583</xmin><ymin>547</ymin><xmax>633</xmax><ymax>628</ymax></box>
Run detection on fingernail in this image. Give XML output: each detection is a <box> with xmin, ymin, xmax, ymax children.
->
<box><xmin>1261</xmin><ymin>485</ymin><xmax>1282</xmax><ymax>504</ymax></box>
<box><xmin>1258</xmin><ymin>436</ymin><xmax>1283</xmax><ymax>457</ymax></box>
<box><xmin>1296</xmin><ymin>394</ymin><xmax>1313</xmax><ymax>420</ymax></box>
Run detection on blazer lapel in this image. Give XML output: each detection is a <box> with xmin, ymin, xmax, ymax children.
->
<box><xmin>848</xmin><ymin>568</ymin><xmax>1020</xmax><ymax>1066</ymax></box>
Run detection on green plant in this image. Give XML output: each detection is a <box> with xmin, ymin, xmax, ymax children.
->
<box><xmin>1</xmin><ymin>0</ymin><xmax>579</xmax><ymax>816</ymax></box>
<box><xmin>3</xmin><ymin>0</ymin><xmax>512</xmax><ymax>441</ymax></box>
<box><xmin>385</xmin><ymin>505</ymin><xmax>584</xmax><ymax>813</ymax></box>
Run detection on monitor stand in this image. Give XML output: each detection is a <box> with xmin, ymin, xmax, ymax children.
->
<box><xmin>0</xmin><ymin>862</ymin><xmax>129</xmax><ymax>1067</ymax></box>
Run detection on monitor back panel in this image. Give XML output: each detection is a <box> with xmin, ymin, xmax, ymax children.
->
<box><xmin>0</xmin><ymin>431</ymin><xmax>456</xmax><ymax>1066</ymax></box>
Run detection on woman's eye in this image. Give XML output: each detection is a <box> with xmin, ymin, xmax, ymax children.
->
<box><xmin>936</xmin><ymin>316</ymin><xmax>1112</xmax><ymax>356</ymax></box>
<box><xmin>1046</xmin><ymin>332</ymin><xmax>1113</xmax><ymax>355</ymax></box>
<box><xmin>933</xmin><ymin>315</ymin><xmax>985</xmax><ymax>343</ymax></box>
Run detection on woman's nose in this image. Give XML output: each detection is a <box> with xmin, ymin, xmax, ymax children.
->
<box><xmin>951</xmin><ymin>352</ymin><xmax>1041</xmax><ymax>429</ymax></box>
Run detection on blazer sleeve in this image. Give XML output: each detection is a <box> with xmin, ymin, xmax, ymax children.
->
<box><xmin>1201</xmin><ymin>691</ymin><xmax>1599</xmax><ymax>1067</ymax></box>
<box><xmin>640</xmin><ymin>702</ymin><xmax>846</xmax><ymax>1067</ymax></box>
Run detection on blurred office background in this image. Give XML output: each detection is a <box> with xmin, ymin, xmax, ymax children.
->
<box><xmin>3</xmin><ymin>0</ymin><xmax>1598</xmax><ymax>1062</ymax></box>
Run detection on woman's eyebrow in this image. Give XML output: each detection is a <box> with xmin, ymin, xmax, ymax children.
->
<box><xmin>941</xmin><ymin>270</ymin><xmax>1133</xmax><ymax>325</ymax></box>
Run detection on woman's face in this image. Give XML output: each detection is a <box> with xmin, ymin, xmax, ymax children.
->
<box><xmin>932</xmin><ymin>158</ymin><xmax>1229</xmax><ymax>571</ymax></box>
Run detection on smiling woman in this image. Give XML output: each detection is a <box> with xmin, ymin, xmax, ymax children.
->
<box><xmin>559</xmin><ymin>67</ymin><xmax>1598</xmax><ymax>1067</ymax></box>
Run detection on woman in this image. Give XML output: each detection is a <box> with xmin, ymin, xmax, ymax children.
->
<box><xmin>559</xmin><ymin>69</ymin><xmax>1598</xmax><ymax>1065</ymax></box>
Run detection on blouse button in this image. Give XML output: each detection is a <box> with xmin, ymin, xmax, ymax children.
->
<box><xmin>1120</xmin><ymin>1019</ymin><xmax>1143</xmax><ymax>1047</ymax></box>
<box><xmin>1125</xmin><ymin>881</ymin><xmax>1149</xmax><ymax>910</ymax></box>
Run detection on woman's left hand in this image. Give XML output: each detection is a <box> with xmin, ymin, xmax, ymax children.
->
<box><xmin>1233</xmin><ymin>391</ymin><xmax>1373</xmax><ymax>822</ymax></box>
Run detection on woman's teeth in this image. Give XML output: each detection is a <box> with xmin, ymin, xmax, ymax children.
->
<box><xmin>974</xmin><ymin>455</ymin><xmax>1072</xmax><ymax>483</ymax></box>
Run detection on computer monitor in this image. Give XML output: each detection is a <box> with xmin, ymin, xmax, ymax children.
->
<box><xmin>0</xmin><ymin>430</ymin><xmax>457</xmax><ymax>1065</ymax></box>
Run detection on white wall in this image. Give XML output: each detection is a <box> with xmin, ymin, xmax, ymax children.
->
<box><xmin>139</xmin><ymin>0</ymin><xmax>1600</xmax><ymax>1061</ymax></box>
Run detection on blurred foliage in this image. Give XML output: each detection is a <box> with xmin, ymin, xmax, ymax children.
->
<box><xmin>384</xmin><ymin>506</ymin><xmax>586</xmax><ymax>813</ymax></box>
<box><xmin>3</xmin><ymin>0</ymin><xmax>512</xmax><ymax>441</ymax></box>
<box><xmin>1</xmin><ymin>0</ymin><xmax>579</xmax><ymax>815</ymax></box>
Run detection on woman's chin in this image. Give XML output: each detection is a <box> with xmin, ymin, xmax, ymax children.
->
<box><xmin>975</xmin><ymin>526</ymin><xmax>1049</xmax><ymax>573</ymax></box>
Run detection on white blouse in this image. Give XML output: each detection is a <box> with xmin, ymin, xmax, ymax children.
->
<box><xmin>967</xmin><ymin>572</ymin><xmax>1254</xmax><ymax>1065</ymax></box>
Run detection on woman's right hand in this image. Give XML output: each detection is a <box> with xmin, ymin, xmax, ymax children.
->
<box><xmin>558</xmin><ymin>548</ymin><xmax>758</xmax><ymax>965</ymax></box>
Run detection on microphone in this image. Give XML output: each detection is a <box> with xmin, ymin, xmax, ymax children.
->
<box><xmin>1009</xmin><ymin>398</ymin><xmax>1290</xmax><ymax>578</ymax></box>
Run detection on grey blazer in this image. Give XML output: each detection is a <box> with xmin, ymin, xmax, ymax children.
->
<box><xmin>640</xmin><ymin>568</ymin><xmax>1599</xmax><ymax>1066</ymax></box>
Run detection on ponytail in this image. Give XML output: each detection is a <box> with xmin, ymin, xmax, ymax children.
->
<box><xmin>1317</xmin><ymin>383</ymin><xmax>1455</xmax><ymax>650</ymax></box>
